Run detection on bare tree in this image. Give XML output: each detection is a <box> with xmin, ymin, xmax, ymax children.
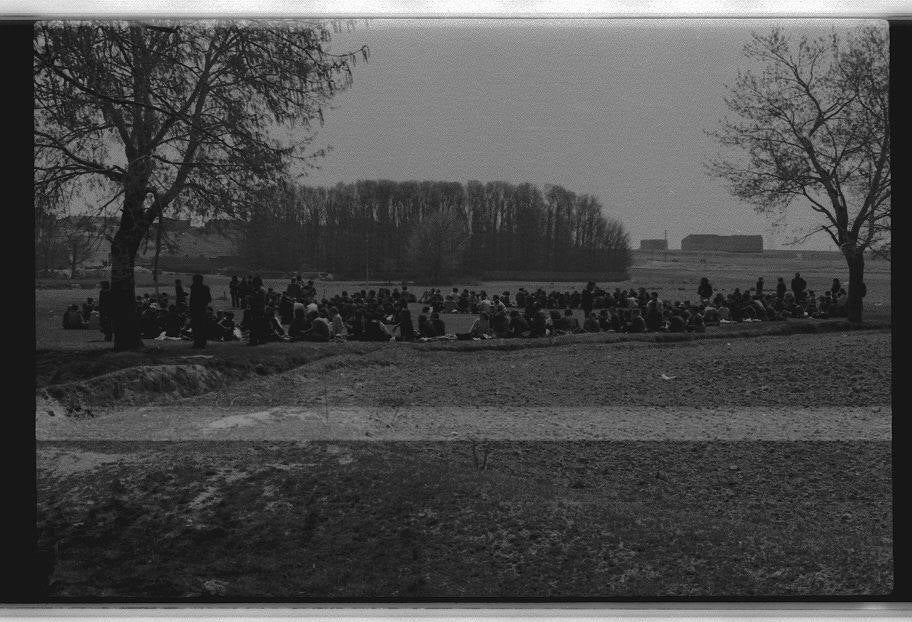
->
<box><xmin>35</xmin><ymin>21</ymin><xmax>367</xmax><ymax>349</ymax></box>
<box><xmin>59</xmin><ymin>214</ymin><xmax>104</xmax><ymax>278</ymax></box>
<box><xmin>35</xmin><ymin>189</ymin><xmax>64</xmax><ymax>276</ymax></box>
<box><xmin>708</xmin><ymin>25</ymin><xmax>889</xmax><ymax>324</ymax></box>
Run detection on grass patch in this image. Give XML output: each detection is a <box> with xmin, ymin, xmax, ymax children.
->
<box><xmin>37</xmin><ymin>440</ymin><xmax>892</xmax><ymax>599</ymax></box>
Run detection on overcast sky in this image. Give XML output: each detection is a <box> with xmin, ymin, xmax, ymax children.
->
<box><xmin>297</xmin><ymin>18</ymin><xmax>884</xmax><ymax>250</ymax></box>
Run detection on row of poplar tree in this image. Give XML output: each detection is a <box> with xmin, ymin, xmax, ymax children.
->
<box><xmin>241</xmin><ymin>179</ymin><xmax>632</xmax><ymax>281</ymax></box>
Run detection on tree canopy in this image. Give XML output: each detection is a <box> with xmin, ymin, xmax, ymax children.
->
<box><xmin>34</xmin><ymin>21</ymin><xmax>367</xmax><ymax>348</ymax></box>
<box><xmin>708</xmin><ymin>25</ymin><xmax>889</xmax><ymax>323</ymax></box>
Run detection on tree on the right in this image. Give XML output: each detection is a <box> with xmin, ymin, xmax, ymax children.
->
<box><xmin>708</xmin><ymin>25</ymin><xmax>889</xmax><ymax>324</ymax></box>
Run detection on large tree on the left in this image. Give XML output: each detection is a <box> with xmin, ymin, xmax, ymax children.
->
<box><xmin>35</xmin><ymin>21</ymin><xmax>367</xmax><ymax>350</ymax></box>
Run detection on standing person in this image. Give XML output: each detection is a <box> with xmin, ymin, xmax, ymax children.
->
<box><xmin>238</xmin><ymin>276</ymin><xmax>250</xmax><ymax>307</ymax></box>
<box><xmin>189</xmin><ymin>274</ymin><xmax>212</xmax><ymax>349</ymax></box>
<box><xmin>698</xmin><ymin>277</ymin><xmax>713</xmax><ymax>301</ymax></box>
<box><xmin>229</xmin><ymin>275</ymin><xmax>240</xmax><ymax>308</ymax></box>
<box><xmin>831</xmin><ymin>278</ymin><xmax>842</xmax><ymax>299</ymax></box>
<box><xmin>246</xmin><ymin>276</ymin><xmax>267</xmax><ymax>346</ymax></box>
<box><xmin>776</xmin><ymin>277</ymin><xmax>787</xmax><ymax>301</ymax></box>
<box><xmin>396</xmin><ymin>305</ymin><xmax>416</xmax><ymax>341</ymax></box>
<box><xmin>98</xmin><ymin>281</ymin><xmax>113</xmax><ymax>342</ymax></box>
<box><xmin>581</xmin><ymin>281</ymin><xmax>595</xmax><ymax>318</ymax></box>
<box><xmin>791</xmin><ymin>272</ymin><xmax>807</xmax><ymax>302</ymax></box>
<box><xmin>175</xmin><ymin>279</ymin><xmax>188</xmax><ymax>310</ymax></box>
<box><xmin>755</xmin><ymin>276</ymin><xmax>765</xmax><ymax>299</ymax></box>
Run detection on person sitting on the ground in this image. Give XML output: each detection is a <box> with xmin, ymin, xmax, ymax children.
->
<box><xmin>365</xmin><ymin>312</ymin><xmax>392</xmax><ymax>341</ymax></box>
<box><xmin>417</xmin><ymin>312</ymin><xmax>434</xmax><ymax>338</ymax></box>
<box><xmin>688</xmin><ymin>309</ymin><xmax>706</xmax><ymax>333</ymax></box>
<box><xmin>62</xmin><ymin>304</ymin><xmax>87</xmax><ymax>329</ymax></box>
<box><xmin>717</xmin><ymin>303</ymin><xmax>731</xmax><ymax>322</ymax></box>
<box><xmin>668</xmin><ymin>310</ymin><xmax>686</xmax><ymax>333</ymax></box>
<box><xmin>162</xmin><ymin>304</ymin><xmax>182</xmax><ymax>337</ymax></box>
<box><xmin>219</xmin><ymin>311</ymin><xmax>238</xmax><ymax>341</ymax></box>
<box><xmin>429</xmin><ymin>312</ymin><xmax>445</xmax><ymax>337</ymax></box>
<box><xmin>81</xmin><ymin>297</ymin><xmax>95</xmax><ymax>322</ymax></box>
<box><xmin>562</xmin><ymin>308</ymin><xmax>582</xmax><ymax>333</ymax></box>
<box><xmin>627</xmin><ymin>308</ymin><xmax>646</xmax><ymax>333</ymax></box>
<box><xmin>508</xmin><ymin>310</ymin><xmax>530</xmax><ymax>338</ymax></box>
<box><xmin>645</xmin><ymin>300</ymin><xmax>663</xmax><ymax>332</ymax></box>
<box><xmin>583</xmin><ymin>311</ymin><xmax>601</xmax><ymax>333</ymax></box>
<box><xmin>288</xmin><ymin>306</ymin><xmax>310</xmax><ymax>341</ymax></box>
<box><xmin>469</xmin><ymin>311</ymin><xmax>493</xmax><ymax>338</ymax></box>
<box><xmin>300</xmin><ymin>310</ymin><xmax>330</xmax><ymax>342</ymax></box>
<box><xmin>140</xmin><ymin>303</ymin><xmax>162</xmax><ymax>338</ymax></box>
<box><xmin>266</xmin><ymin>306</ymin><xmax>291</xmax><ymax>342</ymax></box>
<box><xmin>329</xmin><ymin>306</ymin><xmax>345</xmax><ymax>338</ymax></box>
<box><xmin>547</xmin><ymin>310</ymin><xmax>564</xmax><ymax>334</ymax></box>
<box><xmin>174</xmin><ymin>279</ymin><xmax>187</xmax><ymax>310</ymax></box>
<box><xmin>207</xmin><ymin>308</ymin><xmax>226</xmax><ymax>341</ymax></box>
<box><xmin>491</xmin><ymin>306</ymin><xmax>511</xmax><ymax>338</ymax></box>
<box><xmin>701</xmin><ymin>301</ymin><xmax>719</xmax><ymax>327</ymax></box>
<box><xmin>396</xmin><ymin>305</ymin><xmax>416</xmax><ymax>341</ymax></box>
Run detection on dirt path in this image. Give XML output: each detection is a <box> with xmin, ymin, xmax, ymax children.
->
<box><xmin>36</xmin><ymin>404</ymin><xmax>890</xmax><ymax>444</ymax></box>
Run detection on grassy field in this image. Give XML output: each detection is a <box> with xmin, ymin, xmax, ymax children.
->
<box><xmin>35</xmin><ymin>249</ymin><xmax>891</xmax><ymax>350</ymax></box>
<box><xmin>34</xmin><ymin>251</ymin><xmax>893</xmax><ymax>599</ymax></box>
<box><xmin>38</xmin><ymin>440</ymin><xmax>891</xmax><ymax>599</ymax></box>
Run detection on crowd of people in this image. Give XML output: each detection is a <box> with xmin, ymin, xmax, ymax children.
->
<box><xmin>64</xmin><ymin>271</ymin><xmax>862</xmax><ymax>347</ymax></box>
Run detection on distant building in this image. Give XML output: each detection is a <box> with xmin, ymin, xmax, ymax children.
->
<box><xmin>639</xmin><ymin>239</ymin><xmax>668</xmax><ymax>251</ymax></box>
<box><xmin>681</xmin><ymin>234</ymin><xmax>763</xmax><ymax>253</ymax></box>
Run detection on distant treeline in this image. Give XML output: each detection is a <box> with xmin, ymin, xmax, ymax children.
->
<box><xmin>241</xmin><ymin>180</ymin><xmax>631</xmax><ymax>281</ymax></box>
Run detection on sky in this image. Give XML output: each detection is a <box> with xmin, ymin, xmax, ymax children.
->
<box><xmin>294</xmin><ymin>18</ymin><xmax>885</xmax><ymax>250</ymax></box>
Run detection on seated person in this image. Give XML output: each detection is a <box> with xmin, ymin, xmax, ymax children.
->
<box><xmin>583</xmin><ymin>312</ymin><xmax>601</xmax><ymax>333</ymax></box>
<box><xmin>62</xmin><ymin>304</ymin><xmax>87</xmax><ymax>329</ymax></box>
<box><xmin>301</xmin><ymin>311</ymin><xmax>331</xmax><ymax>342</ymax></box>
<box><xmin>396</xmin><ymin>306</ymin><xmax>416</xmax><ymax>341</ymax></box>
<box><xmin>329</xmin><ymin>307</ymin><xmax>345</xmax><ymax>338</ymax></box>
<box><xmin>688</xmin><ymin>310</ymin><xmax>706</xmax><ymax>333</ymax></box>
<box><xmin>469</xmin><ymin>311</ymin><xmax>493</xmax><ymax>338</ymax></box>
<box><xmin>549</xmin><ymin>310</ymin><xmax>565</xmax><ymax>334</ymax></box>
<box><xmin>431</xmin><ymin>312</ymin><xmax>446</xmax><ymax>337</ymax></box>
<box><xmin>627</xmin><ymin>308</ymin><xmax>646</xmax><ymax>333</ymax></box>
<box><xmin>645</xmin><ymin>301</ymin><xmax>663</xmax><ymax>332</ymax></box>
<box><xmin>491</xmin><ymin>309</ymin><xmax>511</xmax><ymax>338</ymax></box>
<box><xmin>668</xmin><ymin>312</ymin><xmax>686</xmax><ymax>333</ymax></box>
<box><xmin>288</xmin><ymin>307</ymin><xmax>310</xmax><ymax>340</ymax></box>
<box><xmin>205</xmin><ymin>308</ymin><xmax>226</xmax><ymax>341</ymax></box>
<box><xmin>346</xmin><ymin>308</ymin><xmax>367</xmax><ymax>341</ymax></box>
<box><xmin>140</xmin><ymin>304</ymin><xmax>162</xmax><ymax>338</ymax></box>
<box><xmin>417</xmin><ymin>313</ymin><xmax>435</xmax><ymax>338</ymax></box>
<box><xmin>162</xmin><ymin>305</ymin><xmax>183</xmax><ymax>337</ymax></box>
<box><xmin>266</xmin><ymin>306</ymin><xmax>291</xmax><ymax>341</ymax></box>
<box><xmin>597</xmin><ymin>309</ymin><xmax>611</xmax><ymax>331</ymax></box>
<box><xmin>530</xmin><ymin>308</ymin><xmax>549</xmax><ymax>337</ymax></box>
<box><xmin>219</xmin><ymin>311</ymin><xmax>238</xmax><ymax>340</ymax></box>
<box><xmin>364</xmin><ymin>314</ymin><xmax>393</xmax><ymax>341</ymax></box>
<box><xmin>508</xmin><ymin>310</ymin><xmax>530</xmax><ymax>338</ymax></box>
<box><xmin>562</xmin><ymin>308</ymin><xmax>582</xmax><ymax>333</ymax></box>
<box><xmin>702</xmin><ymin>305</ymin><xmax>720</xmax><ymax>326</ymax></box>
<box><xmin>82</xmin><ymin>298</ymin><xmax>95</xmax><ymax>322</ymax></box>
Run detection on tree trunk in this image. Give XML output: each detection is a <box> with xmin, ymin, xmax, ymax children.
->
<box><xmin>70</xmin><ymin>246</ymin><xmax>78</xmax><ymax>280</ymax></box>
<box><xmin>153</xmin><ymin>217</ymin><xmax>163</xmax><ymax>295</ymax></box>
<box><xmin>110</xmin><ymin>226</ymin><xmax>144</xmax><ymax>351</ymax></box>
<box><xmin>844</xmin><ymin>249</ymin><xmax>865</xmax><ymax>326</ymax></box>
